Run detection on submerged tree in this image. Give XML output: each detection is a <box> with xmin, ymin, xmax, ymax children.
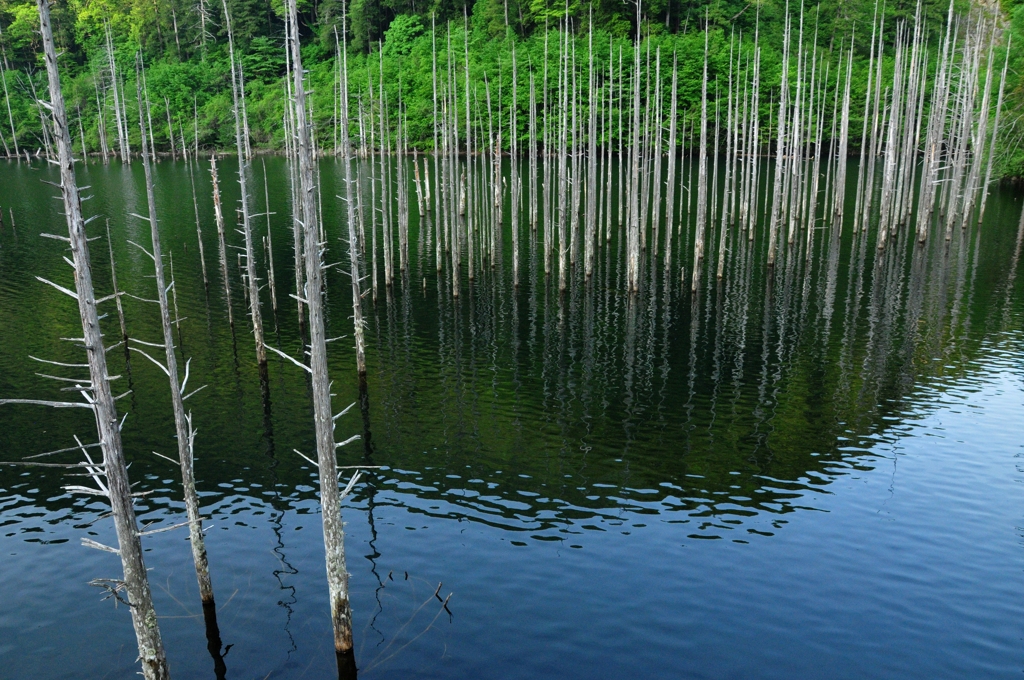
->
<box><xmin>0</xmin><ymin>0</ymin><xmax>171</xmax><ymax>677</ymax></box>
<box><xmin>130</xmin><ymin>54</ymin><xmax>217</xmax><ymax>611</ymax></box>
<box><xmin>269</xmin><ymin>0</ymin><xmax>371</xmax><ymax>671</ymax></box>
<box><xmin>223</xmin><ymin>0</ymin><xmax>268</xmax><ymax>377</ymax></box>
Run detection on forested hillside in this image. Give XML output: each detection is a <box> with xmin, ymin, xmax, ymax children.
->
<box><xmin>2</xmin><ymin>0</ymin><xmax>1023</xmax><ymax>176</ymax></box>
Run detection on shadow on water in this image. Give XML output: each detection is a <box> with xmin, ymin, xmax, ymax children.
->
<box><xmin>203</xmin><ymin>601</ymin><xmax>231</xmax><ymax>680</ymax></box>
<box><xmin>357</xmin><ymin>373</ymin><xmax>385</xmax><ymax>649</ymax></box>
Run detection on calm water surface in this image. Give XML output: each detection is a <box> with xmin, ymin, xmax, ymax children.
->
<box><xmin>1</xmin><ymin>157</ymin><xmax>1022</xmax><ymax>679</ymax></box>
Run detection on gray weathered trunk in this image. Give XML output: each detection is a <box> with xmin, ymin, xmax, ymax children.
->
<box><xmin>36</xmin><ymin>1</ymin><xmax>168</xmax><ymax>675</ymax></box>
<box><xmin>209</xmin><ymin>157</ymin><xmax>235</xmax><ymax>329</ymax></box>
<box><xmin>134</xmin><ymin>63</ymin><xmax>215</xmax><ymax>606</ymax></box>
<box><xmin>336</xmin><ymin>26</ymin><xmax>367</xmax><ymax>376</ymax></box>
<box><xmin>223</xmin><ymin>0</ymin><xmax>267</xmax><ymax>371</ymax></box>
<box><xmin>286</xmin><ymin>0</ymin><xmax>355</xmax><ymax>655</ymax></box>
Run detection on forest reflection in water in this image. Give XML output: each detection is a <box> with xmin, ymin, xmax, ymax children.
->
<box><xmin>0</xmin><ymin>157</ymin><xmax>1023</xmax><ymax>678</ymax></box>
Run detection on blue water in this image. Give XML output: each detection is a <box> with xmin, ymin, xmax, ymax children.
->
<box><xmin>1</xmin><ymin>157</ymin><xmax>1022</xmax><ymax>678</ymax></box>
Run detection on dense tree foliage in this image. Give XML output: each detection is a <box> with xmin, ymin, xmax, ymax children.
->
<box><xmin>2</xmin><ymin>0</ymin><xmax>1021</xmax><ymax>176</ymax></box>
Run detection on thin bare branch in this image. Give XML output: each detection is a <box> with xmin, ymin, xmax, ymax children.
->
<box><xmin>338</xmin><ymin>470</ymin><xmax>362</xmax><ymax>500</ymax></box>
<box><xmin>28</xmin><ymin>356</ymin><xmax>90</xmax><ymax>368</ymax></box>
<box><xmin>332</xmin><ymin>402</ymin><xmax>356</xmax><ymax>422</ymax></box>
<box><xmin>334</xmin><ymin>434</ymin><xmax>361</xmax><ymax>449</ymax></box>
<box><xmin>266</xmin><ymin>344</ymin><xmax>311</xmax><ymax>373</ymax></box>
<box><xmin>128</xmin><ymin>347</ymin><xmax>171</xmax><ymax>376</ymax></box>
<box><xmin>81</xmin><ymin>537</ymin><xmax>120</xmax><ymax>554</ymax></box>
<box><xmin>293</xmin><ymin>448</ymin><xmax>318</xmax><ymax>467</ymax></box>
<box><xmin>126</xmin><ymin>239</ymin><xmax>155</xmax><ymax>261</ymax></box>
<box><xmin>36</xmin><ymin>276</ymin><xmax>79</xmax><ymax>300</ymax></box>
<box><xmin>0</xmin><ymin>398</ymin><xmax>93</xmax><ymax>409</ymax></box>
<box><xmin>138</xmin><ymin>519</ymin><xmax>200</xmax><ymax>537</ymax></box>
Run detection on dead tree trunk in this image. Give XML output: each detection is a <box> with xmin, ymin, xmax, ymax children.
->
<box><xmin>133</xmin><ymin>58</ymin><xmax>215</xmax><ymax>607</ymax></box>
<box><xmin>189</xmin><ymin>163</ymin><xmax>210</xmax><ymax>289</ymax></box>
<box><xmin>628</xmin><ymin>25</ymin><xmax>642</xmax><ymax>293</ymax></box>
<box><xmin>33</xmin><ymin>1</ymin><xmax>168</xmax><ymax>675</ymax></box>
<box><xmin>664</xmin><ymin>53</ymin><xmax>678</xmax><ymax>272</ymax></box>
<box><xmin>105</xmin><ymin>22</ymin><xmax>128</xmax><ymax>161</ymax></box>
<box><xmin>105</xmin><ymin>219</ymin><xmax>129</xmax><ymax>343</ymax></box>
<box><xmin>210</xmin><ymin>157</ymin><xmax>235</xmax><ymax>329</ymax></box>
<box><xmin>692</xmin><ymin>22</ymin><xmax>710</xmax><ymax>290</ymax></box>
<box><xmin>286</xmin><ymin>0</ymin><xmax>357</xmax><ymax>659</ymax></box>
<box><xmin>223</xmin><ymin>0</ymin><xmax>267</xmax><ymax>373</ymax></box>
<box><xmin>262</xmin><ymin>163</ymin><xmax>279</xmax><ymax>315</ymax></box>
<box><xmin>336</xmin><ymin>26</ymin><xmax>367</xmax><ymax>376</ymax></box>
<box><xmin>1</xmin><ymin>47</ymin><xmax>18</xmax><ymax>157</ymax></box>
<box><xmin>977</xmin><ymin>32</ymin><xmax>1010</xmax><ymax>226</ymax></box>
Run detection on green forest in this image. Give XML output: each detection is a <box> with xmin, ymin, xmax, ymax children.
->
<box><xmin>2</xmin><ymin>0</ymin><xmax>1024</xmax><ymax>176</ymax></box>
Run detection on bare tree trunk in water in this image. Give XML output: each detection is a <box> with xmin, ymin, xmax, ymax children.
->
<box><xmin>134</xmin><ymin>56</ymin><xmax>216</xmax><ymax>608</ymax></box>
<box><xmin>105</xmin><ymin>219</ymin><xmax>130</xmax><ymax>343</ymax></box>
<box><xmin>32</xmin><ymin>1</ymin><xmax>168</xmax><ymax>676</ymax></box>
<box><xmin>1</xmin><ymin>42</ymin><xmax>18</xmax><ymax>157</ymax></box>
<box><xmin>627</xmin><ymin>19</ymin><xmax>642</xmax><ymax>293</ymax></box>
<box><xmin>222</xmin><ymin>0</ymin><xmax>267</xmax><ymax>375</ymax></box>
<box><xmin>210</xmin><ymin>157</ymin><xmax>235</xmax><ymax>329</ymax></box>
<box><xmin>336</xmin><ymin>26</ymin><xmax>367</xmax><ymax>376</ymax></box>
<box><xmin>977</xmin><ymin>33</ymin><xmax>1010</xmax><ymax>227</ymax></box>
<box><xmin>692</xmin><ymin>20</ymin><xmax>710</xmax><ymax>290</ymax></box>
<box><xmin>189</xmin><ymin>163</ymin><xmax>210</xmax><ymax>289</ymax></box>
<box><xmin>105</xmin><ymin>22</ymin><xmax>127</xmax><ymax>161</ymax></box>
<box><xmin>664</xmin><ymin>53</ymin><xmax>678</xmax><ymax>272</ymax></box>
<box><xmin>286</xmin><ymin>0</ymin><xmax>357</xmax><ymax>669</ymax></box>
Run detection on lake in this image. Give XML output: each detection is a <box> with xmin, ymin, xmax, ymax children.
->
<box><xmin>1</xmin><ymin>155</ymin><xmax>1022</xmax><ymax>678</ymax></box>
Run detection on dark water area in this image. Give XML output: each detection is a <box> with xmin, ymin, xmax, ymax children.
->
<box><xmin>1</xmin><ymin>156</ymin><xmax>1023</xmax><ymax>679</ymax></box>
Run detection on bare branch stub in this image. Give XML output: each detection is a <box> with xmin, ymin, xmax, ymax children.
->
<box><xmin>88</xmin><ymin>578</ymin><xmax>131</xmax><ymax>608</ymax></box>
